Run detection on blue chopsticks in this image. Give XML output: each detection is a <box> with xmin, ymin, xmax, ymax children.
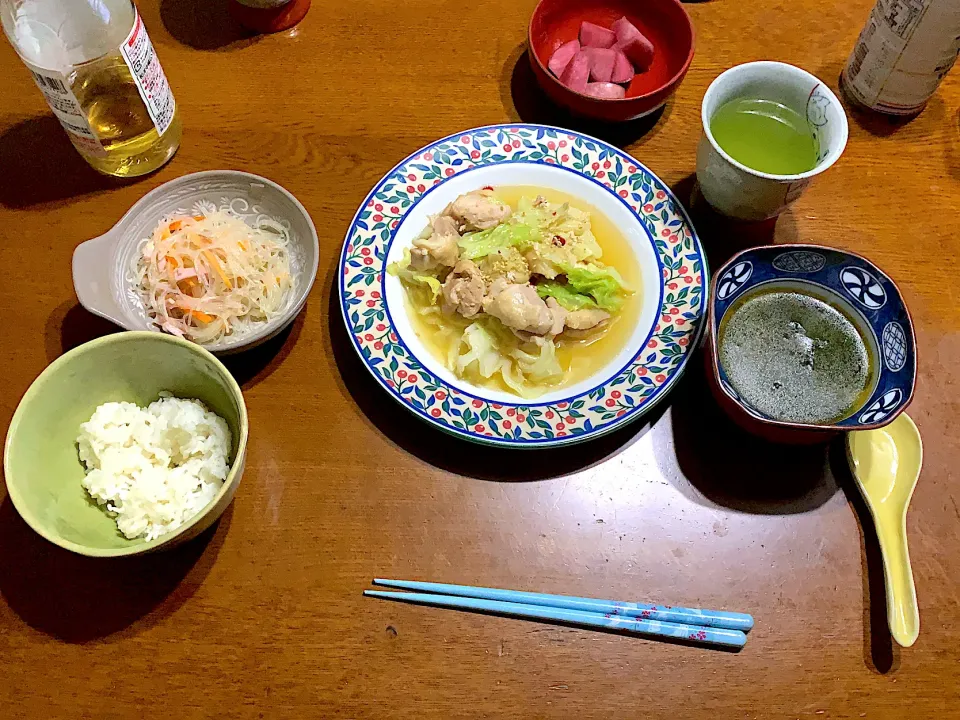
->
<box><xmin>365</xmin><ymin>579</ymin><xmax>753</xmax><ymax>649</ymax></box>
<box><xmin>373</xmin><ymin>579</ymin><xmax>754</xmax><ymax>631</ymax></box>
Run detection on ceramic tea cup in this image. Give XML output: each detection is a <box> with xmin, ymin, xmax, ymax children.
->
<box><xmin>696</xmin><ymin>61</ymin><xmax>848</xmax><ymax>221</ymax></box>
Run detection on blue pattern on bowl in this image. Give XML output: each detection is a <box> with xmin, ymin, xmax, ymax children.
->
<box><xmin>711</xmin><ymin>245</ymin><xmax>916</xmax><ymax>429</ymax></box>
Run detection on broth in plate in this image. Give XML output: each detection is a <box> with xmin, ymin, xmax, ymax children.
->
<box><xmin>400</xmin><ymin>185</ymin><xmax>641</xmax><ymax>397</ymax></box>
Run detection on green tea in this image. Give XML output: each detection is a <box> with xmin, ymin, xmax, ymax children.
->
<box><xmin>710</xmin><ymin>98</ymin><xmax>818</xmax><ymax>175</ymax></box>
<box><xmin>718</xmin><ymin>290</ymin><xmax>872</xmax><ymax>424</ymax></box>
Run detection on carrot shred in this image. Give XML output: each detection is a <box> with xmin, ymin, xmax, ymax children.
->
<box><xmin>189</xmin><ymin>310</ymin><xmax>216</xmax><ymax>324</ymax></box>
<box><xmin>204</xmin><ymin>250</ymin><xmax>233</xmax><ymax>290</ymax></box>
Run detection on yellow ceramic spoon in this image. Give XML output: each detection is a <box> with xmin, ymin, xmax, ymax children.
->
<box><xmin>847</xmin><ymin>413</ymin><xmax>922</xmax><ymax>647</ymax></box>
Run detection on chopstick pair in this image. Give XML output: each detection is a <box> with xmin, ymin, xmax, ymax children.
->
<box><xmin>365</xmin><ymin>579</ymin><xmax>753</xmax><ymax>649</ymax></box>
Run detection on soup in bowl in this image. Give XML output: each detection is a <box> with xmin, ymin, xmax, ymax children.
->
<box><xmin>706</xmin><ymin>245</ymin><xmax>916</xmax><ymax>444</ymax></box>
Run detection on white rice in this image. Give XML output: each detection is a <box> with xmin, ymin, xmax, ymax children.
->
<box><xmin>77</xmin><ymin>395</ymin><xmax>232</xmax><ymax>542</ymax></box>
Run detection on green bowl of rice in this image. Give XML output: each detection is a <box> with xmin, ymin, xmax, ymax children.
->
<box><xmin>4</xmin><ymin>332</ymin><xmax>248</xmax><ymax>557</ymax></box>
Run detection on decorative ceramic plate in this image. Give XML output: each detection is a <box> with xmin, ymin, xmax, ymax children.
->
<box><xmin>339</xmin><ymin>124</ymin><xmax>707</xmax><ymax>447</ymax></box>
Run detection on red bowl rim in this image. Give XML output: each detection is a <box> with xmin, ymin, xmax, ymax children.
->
<box><xmin>527</xmin><ymin>0</ymin><xmax>696</xmax><ymax>103</ymax></box>
<box><xmin>706</xmin><ymin>243</ymin><xmax>918</xmax><ymax>433</ymax></box>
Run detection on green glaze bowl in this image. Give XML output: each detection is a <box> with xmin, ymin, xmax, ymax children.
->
<box><xmin>4</xmin><ymin>332</ymin><xmax>248</xmax><ymax>557</ymax></box>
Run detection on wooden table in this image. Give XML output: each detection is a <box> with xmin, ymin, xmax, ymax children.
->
<box><xmin>1</xmin><ymin>1</ymin><xmax>958</xmax><ymax>717</ymax></box>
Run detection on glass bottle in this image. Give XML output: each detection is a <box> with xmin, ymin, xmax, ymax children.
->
<box><xmin>0</xmin><ymin>0</ymin><xmax>182</xmax><ymax>177</ymax></box>
<box><xmin>840</xmin><ymin>0</ymin><xmax>960</xmax><ymax>116</ymax></box>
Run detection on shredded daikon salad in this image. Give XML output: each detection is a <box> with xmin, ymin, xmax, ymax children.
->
<box><xmin>136</xmin><ymin>210</ymin><xmax>295</xmax><ymax>345</ymax></box>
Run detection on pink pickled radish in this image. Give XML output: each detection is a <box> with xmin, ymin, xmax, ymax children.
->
<box><xmin>559</xmin><ymin>51</ymin><xmax>590</xmax><ymax>92</ymax></box>
<box><xmin>612</xmin><ymin>16</ymin><xmax>654</xmax><ymax>71</ymax></box>
<box><xmin>583</xmin><ymin>47</ymin><xmax>617</xmax><ymax>83</ymax></box>
<box><xmin>584</xmin><ymin>82</ymin><xmax>626</xmax><ymax>100</ymax></box>
<box><xmin>611</xmin><ymin>50</ymin><xmax>634</xmax><ymax>84</ymax></box>
<box><xmin>548</xmin><ymin>39</ymin><xmax>581</xmax><ymax>77</ymax></box>
<box><xmin>579</xmin><ymin>21</ymin><xmax>616</xmax><ymax>49</ymax></box>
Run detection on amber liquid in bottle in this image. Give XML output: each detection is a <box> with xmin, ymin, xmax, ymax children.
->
<box><xmin>69</xmin><ymin>53</ymin><xmax>181</xmax><ymax>177</ymax></box>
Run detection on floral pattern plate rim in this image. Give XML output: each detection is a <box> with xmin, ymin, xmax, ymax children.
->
<box><xmin>338</xmin><ymin>124</ymin><xmax>707</xmax><ymax>447</ymax></box>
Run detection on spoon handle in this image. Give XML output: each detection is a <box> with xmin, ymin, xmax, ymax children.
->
<box><xmin>877</xmin><ymin>517</ymin><xmax>920</xmax><ymax>647</ymax></box>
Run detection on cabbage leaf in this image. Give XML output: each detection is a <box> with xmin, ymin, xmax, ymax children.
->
<box><xmin>458</xmin><ymin>223</ymin><xmax>536</xmax><ymax>261</ymax></box>
<box><xmin>535</xmin><ymin>281</ymin><xmax>598</xmax><ymax>311</ymax></box>
<box><xmin>560</xmin><ymin>263</ymin><xmax>629</xmax><ymax>312</ymax></box>
<box><xmin>387</xmin><ymin>249</ymin><xmax>442</xmax><ymax>303</ymax></box>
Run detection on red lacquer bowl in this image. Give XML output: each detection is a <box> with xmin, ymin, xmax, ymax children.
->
<box><xmin>229</xmin><ymin>0</ymin><xmax>311</xmax><ymax>33</ymax></box>
<box><xmin>528</xmin><ymin>0</ymin><xmax>695</xmax><ymax>122</ymax></box>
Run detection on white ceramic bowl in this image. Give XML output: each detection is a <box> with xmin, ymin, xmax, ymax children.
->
<box><xmin>385</xmin><ymin>163</ymin><xmax>663</xmax><ymax>406</ymax></box>
<box><xmin>73</xmin><ymin>170</ymin><xmax>319</xmax><ymax>354</ymax></box>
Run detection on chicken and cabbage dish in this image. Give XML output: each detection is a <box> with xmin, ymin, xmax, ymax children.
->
<box><xmin>389</xmin><ymin>186</ymin><xmax>638</xmax><ymax>397</ymax></box>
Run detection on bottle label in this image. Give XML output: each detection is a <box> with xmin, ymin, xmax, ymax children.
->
<box><xmin>119</xmin><ymin>10</ymin><xmax>176</xmax><ymax>136</ymax></box>
<box><xmin>23</xmin><ymin>62</ymin><xmax>107</xmax><ymax>157</ymax></box>
<box><xmin>842</xmin><ymin>0</ymin><xmax>960</xmax><ymax>113</ymax></box>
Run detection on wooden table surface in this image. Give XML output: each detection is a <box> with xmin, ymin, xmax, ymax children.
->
<box><xmin>1</xmin><ymin>1</ymin><xmax>958</xmax><ymax>717</ymax></box>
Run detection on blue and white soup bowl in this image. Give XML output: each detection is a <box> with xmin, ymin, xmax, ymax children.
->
<box><xmin>706</xmin><ymin>244</ymin><xmax>916</xmax><ymax>444</ymax></box>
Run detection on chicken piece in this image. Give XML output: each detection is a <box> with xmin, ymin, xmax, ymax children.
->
<box><xmin>501</xmin><ymin>296</ymin><xmax>566</xmax><ymax>342</ymax></box>
<box><xmin>487</xmin><ymin>277</ymin><xmax>509</xmax><ymax>297</ymax></box>
<box><xmin>445</xmin><ymin>189</ymin><xmax>512</xmax><ymax>232</ymax></box>
<box><xmin>411</xmin><ymin>216</ymin><xmax>461</xmax><ymax>270</ymax></box>
<box><xmin>432</xmin><ymin>215</ymin><xmax>460</xmax><ymax>239</ymax></box>
<box><xmin>483</xmin><ymin>283</ymin><xmax>558</xmax><ymax>335</ymax></box>
<box><xmin>565</xmin><ymin>308</ymin><xmax>610</xmax><ymax>331</ymax></box>
<box><xmin>545</xmin><ymin>298</ymin><xmax>567</xmax><ymax>336</ymax></box>
<box><xmin>441</xmin><ymin>260</ymin><xmax>484</xmax><ymax>318</ymax></box>
<box><xmin>479</xmin><ymin>247</ymin><xmax>531</xmax><ymax>286</ymax></box>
